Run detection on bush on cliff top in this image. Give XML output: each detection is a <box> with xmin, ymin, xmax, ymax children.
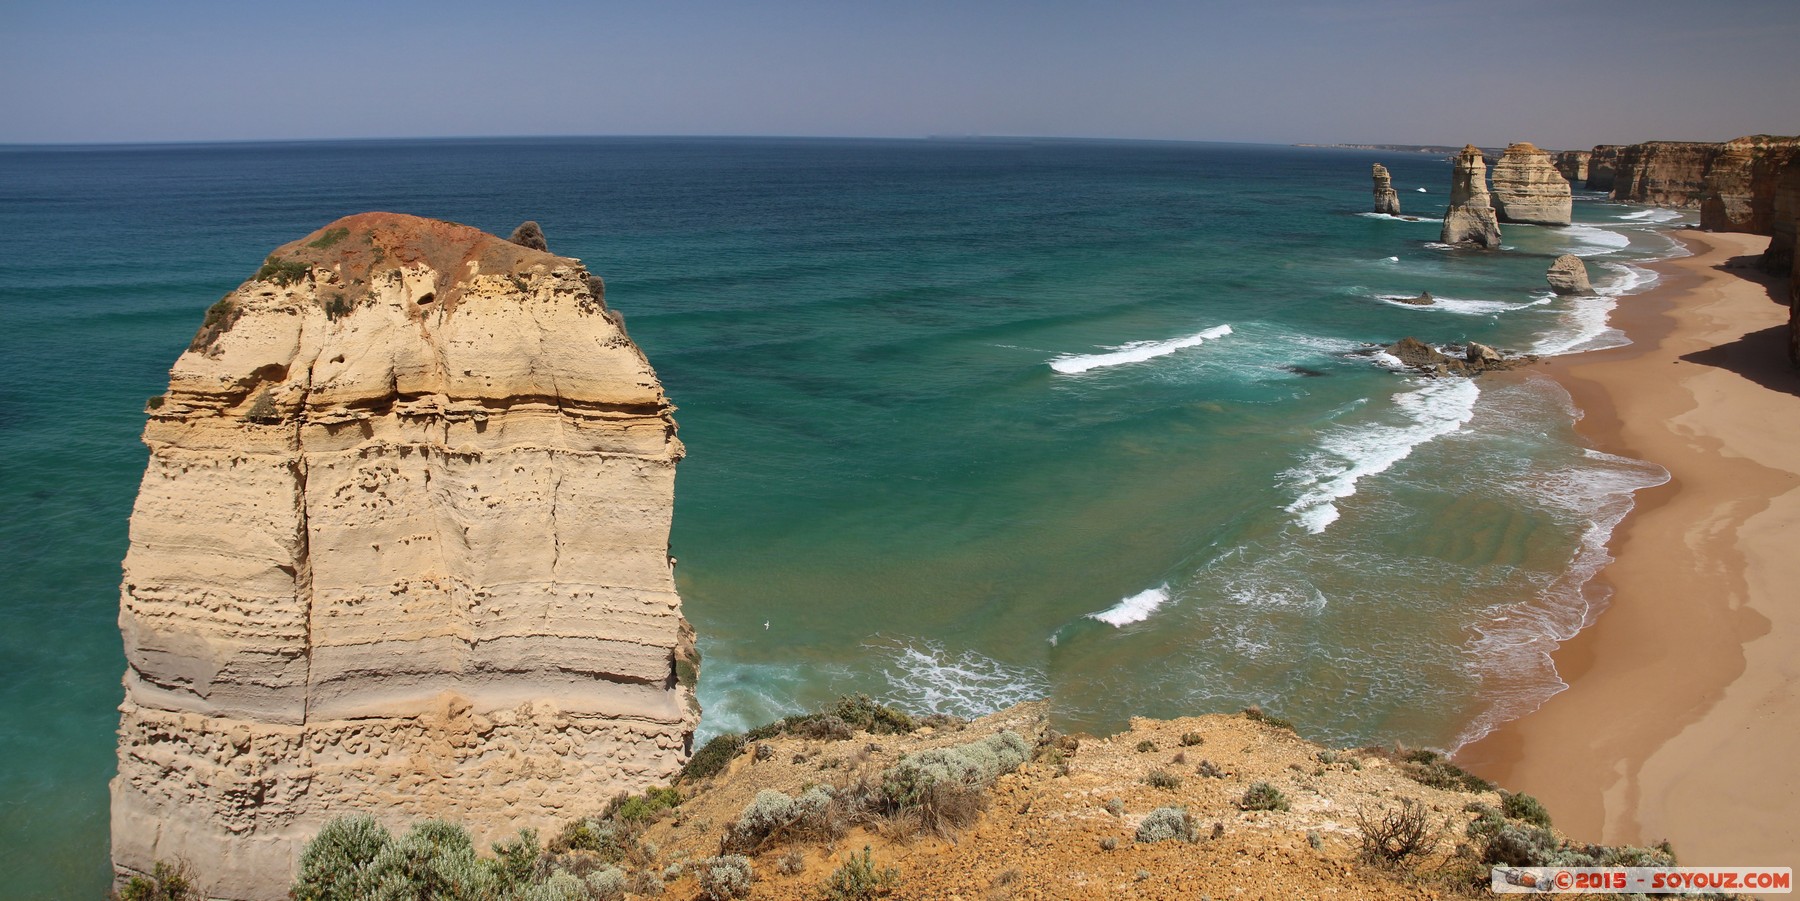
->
<box><xmin>679</xmin><ymin>694</ymin><xmax>920</xmax><ymax>782</ymax></box>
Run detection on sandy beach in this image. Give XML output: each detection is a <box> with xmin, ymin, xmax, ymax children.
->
<box><xmin>1459</xmin><ymin>229</ymin><xmax>1799</xmax><ymax>869</ymax></box>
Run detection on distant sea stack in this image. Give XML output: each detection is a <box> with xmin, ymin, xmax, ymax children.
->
<box><xmin>1546</xmin><ymin>254</ymin><xmax>1595</xmax><ymax>295</ymax></box>
<box><xmin>1372</xmin><ymin>164</ymin><xmax>1401</xmax><ymax>215</ymax></box>
<box><xmin>112</xmin><ymin>213</ymin><xmax>699</xmax><ymax>899</ymax></box>
<box><xmin>1553</xmin><ymin>150</ymin><xmax>1590</xmax><ymax>183</ymax></box>
<box><xmin>1586</xmin><ymin>145</ymin><xmax>1622</xmax><ymax>192</ymax></box>
<box><xmin>1492</xmin><ymin>142</ymin><xmax>1573</xmax><ymax>226</ymax></box>
<box><xmin>1440</xmin><ymin>145</ymin><xmax>1502</xmax><ymax>247</ymax></box>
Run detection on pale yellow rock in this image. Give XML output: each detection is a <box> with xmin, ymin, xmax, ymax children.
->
<box><xmin>1492</xmin><ymin>141</ymin><xmax>1573</xmax><ymax>226</ymax></box>
<box><xmin>1440</xmin><ymin>145</ymin><xmax>1503</xmax><ymax>247</ymax></box>
<box><xmin>1371</xmin><ymin>163</ymin><xmax>1400</xmax><ymax>215</ymax></box>
<box><xmin>112</xmin><ymin>213</ymin><xmax>700</xmax><ymax>900</ymax></box>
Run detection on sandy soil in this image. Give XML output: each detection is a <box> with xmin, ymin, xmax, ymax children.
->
<box><xmin>1458</xmin><ymin>230</ymin><xmax>1800</xmax><ymax>870</ymax></box>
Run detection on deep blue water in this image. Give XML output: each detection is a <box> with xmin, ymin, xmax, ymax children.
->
<box><xmin>0</xmin><ymin>136</ymin><xmax>1684</xmax><ymax>896</ymax></box>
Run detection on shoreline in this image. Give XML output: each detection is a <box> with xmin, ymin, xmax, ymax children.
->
<box><xmin>1457</xmin><ymin>229</ymin><xmax>1799</xmax><ymax>867</ymax></box>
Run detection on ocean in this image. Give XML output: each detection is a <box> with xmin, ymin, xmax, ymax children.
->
<box><xmin>0</xmin><ymin>136</ymin><xmax>1685</xmax><ymax>895</ymax></box>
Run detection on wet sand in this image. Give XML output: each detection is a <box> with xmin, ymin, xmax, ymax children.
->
<box><xmin>1458</xmin><ymin>229</ymin><xmax>1799</xmax><ymax>868</ymax></box>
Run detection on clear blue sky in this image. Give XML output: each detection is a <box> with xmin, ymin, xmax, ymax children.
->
<box><xmin>3</xmin><ymin>0</ymin><xmax>1796</xmax><ymax>148</ymax></box>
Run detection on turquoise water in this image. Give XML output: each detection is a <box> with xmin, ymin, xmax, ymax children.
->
<box><xmin>0</xmin><ymin>137</ymin><xmax>1684</xmax><ymax>895</ymax></box>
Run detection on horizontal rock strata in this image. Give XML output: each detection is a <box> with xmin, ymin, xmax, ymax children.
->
<box><xmin>1585</xmin><ymin>145</ymin><xmax>1622</xmax><ymax>192</ymax></box>
<box><xmin>1610</xmin><ymin>141</ymin><xmax>1720</xmax><ymax>208</ymax></box>
<box><xmin>1699</xmin><ymin>135</ymin><xmax>1800</xmax><ymax>234</ymax></box>
<box><xmin>112</xmin><ymin>213</ymin><xmax>699</xmax><ymax>899</ymax></box>
<box><xmin>1492</xmin><ymin>142</ymin><xmax>1573</xmax><ymax>226</ymax></box>
<box><xmin>1553</xmin><ymin>150</ymin><xmax>1589</xmax><ymax>183</ymax></box>
<box><xmin>1372</xmin><ymin>163</ymin><xmax>1401</xmax><ymax>215</ymax></box>
<box><xmin>1440</xmin><ymin>145</ymin><xmax>1502</xmax><ymax>247</ymax></box>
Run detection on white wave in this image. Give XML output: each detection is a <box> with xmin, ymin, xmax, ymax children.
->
<box><xmin>1615</xmin><ymin>208</ymin><xmax>1682</xmax><ymax>224</ymax></box>
<box><xmin>1530</xmin><ymin>262</ymin><xmax>1659</xmax><ymax>356</ymax></box>
<box><xmin>1558</xmin><ymin>224</ymin><xmax>1632</xmax><ymax>257</ymax></box>
<box><xmin>1356</xmin><ymin>212</ymin><xmax>1435</xmax><ymax>223</ymax></box>
<box><xmin>1372</xmin><ymin>293</ymin><xmax>1552</xmax><ymax>315</ymax></box>
<box><xmin>1416</xmin><ymin>187</ymin><xmax>1428</xmax><ymax>193</ymax></box>
<box><xmin>1087</xmin><ymin>584</ymin><xmax>1170</xmax><ymax>626</ymax></box>
<box><xmin>868</xmin><ymin>639</ymin><xmax>1048</xmax><ymax>719</ymax></box>
<box><xmin>1049</xmin><ymin>324</ymin><xmax>1232</xmax><ymax>374</ymax></box>
<box><xmin>1383</xmin><ymin>256</ymin><xmax>1400</xmax><ymax>262</ymax></box>
<box><xmin>1424</xmin><ymin>242</ymin><xmax>1456</xmax><ymax>251</ymax></box>
<box><xmin>1282</xmin><ymin>378</ymin><xmax>1480</xmax><ymax>533</ymax></box>
<box><xmin>1370</xmin><ymin>351</ymin><xmax>1407</xmax><ymax>370</ymax></box>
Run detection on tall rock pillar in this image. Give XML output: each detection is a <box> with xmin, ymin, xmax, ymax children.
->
<box><xmin>1372</xmin><ymin>163</ymin><xmax>1401</xmax><ymax>215</ymax></box>
<box><xmin>111</xmin><ymin>213</ymin><xmax>700</xmax><ymax>899</ymax></box>
<box><xmin>1492</xmin><ymin>142</ymin><xmax>1573</xmax><ymax>226</ymax></box>
<box><xmin>1440</xmin><ymin>145</ymin><xmax>1503</xmax><ymax>247</ymax></box>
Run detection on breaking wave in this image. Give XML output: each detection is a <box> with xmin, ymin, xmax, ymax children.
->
<box><xmin>1049</xmin><ymin>324</ymin><xmax>1232</xmax><ymax>374</ymax></box>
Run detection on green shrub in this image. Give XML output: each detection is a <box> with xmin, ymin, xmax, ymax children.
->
<box><xmin>1135</xmin><ymin>806</ymin><xmax>1199</xmax><ymax>843</ymax></box>
<box><xmin>1134</xmin><ymin>739</ymin><xmax>1157</xmax><ymax>753</ymax></box>
<box><xmin>878</xmin><ymin>731</ymin><xmax>1028</xmax><ymax>808</ymax></box>
<box><xmin>145</xmin><ymin>395</ymin><xmax>165</xmax><ymax>411</ymax></box>
<box><xmin>681</xmin><ymin>733</ymin><xmax>746</xmax><ymax>781</ymax></box>
<box><xmin>823</xmin><ymin>846</ymin><xmax>898</xmax><ymax>900</ymax></box>
<box><xmin>1355</xmin><ymin>799</ymin><xmax>1442</xmax><ymax>866</ymax></box>
<box><xmin>694</xmin><ymin>855</ymin><xmax>753</xmax><ymax>901</ymax></box>
<box><xmin>190</xmin><ymin>296</ymin><xmax>242</xmax><ymax>349</ymax></box>
<box><xmin>547</xmin><ymin>817</ymin><xmax>631</xmax><ymax>863</ymax></box>
<box><xmin>1239</xmin><ymin>782</ymin><xmax>1288</xmax><ymax>812</ymax></box>
<box><xmin>1179</xmin><ymin>732</ymin><xmax>1204</xmax><ymax>747</ymax></box>
<box><xmin>611</xmin><ymin>786</ymin><xmax>681</xmax><ymax>823</ymax></box>
<box><xmin>307</xmin><ymin>227</ymin><xmax>350</xmax><ymax>250</ymax></box>
<box><xmin>1142</xmin><ymin>768</ymin><xmax>1182</xmax><ymax>790</ymax></box>
<box><xmin>243</xmin><ymin>390</ymin><xmax>281</xmax><ymax>424</ymax></box>
<box><xmin>1397</xmin><ymin>749</ymin><xmax>1495</xmax><ymax>793</ymax></box>
<box><xmin>488</xmin><ymin>829</ymin><xmax>539</xmax><ymax>890</ymax></box>
<box><xmin>294</xmin><ymin>814</ymin><xmax>392</xmax><ymax>900</ymax></box>
<box><xmin>117</xmin><ymin>860</ymin><xmax>196</xmax><ymax>901</ymax></box>
<box><xmin>1243</xmin><ymin>706</ymin><xmax>1296</xmax><ymax>731</ymax></box>
<box><xmin>255</xmin><ymin>256</ymin><xmax>311</xmax><ymax>286</ymax></box>
<box><xmin>323</xmin><ymin>294</ymin><xmax>353</xmax><ymax>319</ymax></box>
<box><xmin>1502</xmin><ymin>792</ymin><xmax>1551</xmax><ymax>828</ymax></box>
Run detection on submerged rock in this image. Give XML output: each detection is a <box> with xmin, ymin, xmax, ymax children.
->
<box><xmin>1393</xmin><ymin>290</ymin><xmax>1434</xmax><ymax>306</ymax></box>
<box><xmin>1440</xmin><ymin>145</ymin><xmax>1503</xmax><ymax>247</ymax></box>
<box><xmin>1546</xmin><ymin>253</ymin><xmax>1595</xmax><ymax>295</ymax></box>
<box><xmin>1492</xmin><ymin>142</ymin><xmax>1573</xmax><ymax>226</ymax></box>
<box><xmin>112</xmin><ymin>213</ymin><xmax>699</xmax><ymax>899</ymax></box>
<box><xmin>1372</xmin><ymin>163</ymin><xmax>1401</xmax><ymax>215</ymax></box>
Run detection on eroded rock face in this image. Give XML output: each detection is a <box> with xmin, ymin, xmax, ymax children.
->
<box><xmin>1372</xmin><ymin>163</ymin><xmax>1401</xmax><ymax>215</ymax></box>
<box><xmin>1440</xmin><ymin>145</ymin><xmax>1502</xmax><ymax>247</ymax></box>
<box><xmin>1766</xmin><ymin>160</ymin><xmax>1800</xmax><ymax>277</ymax></box>
<box><xmin>1586</xmin><ymin>145</ymin><xmax>1622</xmax><ymax>192</ymax></box>
<box><xmin>1554</xmin><ymin>150</ymin><xmax>1589</xmax><ymax>183</ymax></box>
<box><xmin>112</xmin><ymin>213</ymin><xmax>700</xmax><ymax>899</ymax></box>
<box><xmin>1492</xmin><ymin>142</ymin><xmax>1573</xmax><ymax>226</ymax></box>
<box><xmin>1699</xmin><ymin>135</ymin><xmax>1800</xmax><ymax>234</ymax></box>
<box><xmin>1546</xmin><ymin>254</ymin><xmax>1595</xmax><ymax>296</ymax></box>
<box><xmin>1611</xmin><ymin>141</ymin><xmax>1720</xmax><ymax>208</ymax></box>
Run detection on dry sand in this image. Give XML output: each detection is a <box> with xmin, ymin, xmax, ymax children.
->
<box><xmin>1458</xmin><ymin>230</ymin><xmax>1800</xmax><ymax>869</ymax></box>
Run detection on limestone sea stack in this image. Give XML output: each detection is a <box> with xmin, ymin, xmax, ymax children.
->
<box><xmin>1440</xmin><ymin>145</ymin><xmax>1502</xmax><ymax>247</ymax></box>
<box><xmin>1372</xmin><ymin>163</ymin><xmax>1401</xmax><ymax>215</ymax></box>
<box><xmin>112</xmin><ymin>213</ymin><xmax>700</xmax><ymax>899</ymax></box>
<box><xmin>1553</xmin><ymin>150</ymin><xmax>1590</xmax><ymax>183</ymax></box>
<box><xmin>1491</xmin><ymin>142</ymin><xmax>1572</xmax><ymax>226</ymax></box>
<box><xmin>1546</xmin><ymin>254</ymin><xmax>1595</xmax><ymax>295</ymax></box>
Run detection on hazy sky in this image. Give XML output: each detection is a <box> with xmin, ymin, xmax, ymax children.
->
<box><xmin>3</xmin><ymin>0</ymin><xmax>1796</xmax><ymax>148</ymax></box>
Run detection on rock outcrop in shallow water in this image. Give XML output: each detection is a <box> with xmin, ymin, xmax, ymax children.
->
<box><xmin>1440</xmin><ymin>145</ymin><xmax>1502</xmax><ymax>248</ymax></box>
<box><xmin>112</xmin><ymin>212</ymin><xmax>699</xmax><ymax>899</ymax></box>
<box><xmin>1546</xmin><ymin>254</ymin><xmax>1595</xmax><ymax>296</ymax></box>
<box><xmin>1492</xmin><ymin>142</ymin><xmax>1572</xmax><ymax>226</ymax></box>
<box><xmin>1372</xmin><ymin>163</ymin><xmax>1401</xmax><ymax>215</ymax></box>
<box><xmin>1380</xmin><ymin>336</ymin><xmax>1534</xmax><ymax>377</ymax></box>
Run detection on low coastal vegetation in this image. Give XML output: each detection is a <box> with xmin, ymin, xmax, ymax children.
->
<box><xmin>125</xmin><ymin>696</ymin><xmax>1735</xmax><ymax>900</ymax></box>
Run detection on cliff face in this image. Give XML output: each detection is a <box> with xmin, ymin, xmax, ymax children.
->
<box><xmin>1586</xmin><ymin>145</ymin><xmax>1622</xmax><ymax>192</ymax></box>
<box><xmin>1699</xmin><ymin>135</ymin><xmax>1800</xmax><ymax>233</ymax></box>
<box><xmin>1371</xmin><ymin>163</ymin><xmax>1401</xmax><ymax>215</ymax></box>
<box><xmin>1553</xmin><ymin>150</ymin><xmax>1589</xmax><ymax>183</ymax></box>
<box><xmin>112</xmin><ymin>213</ymin><xmax>700</xmax><ymax>899</ymax></box>
<box><xmin>1610</xmin><ymin>141</ymin><xmax>1720</xmax><ymax>208</ymax></box>
<box><xmin>1491</xmin><ymin>142</ymin><xmax>1572</xmax><ymax>226</ymax></box>
<box><xmin>1440</xmin><ymin>145</ymin><xmax>1502</xmax><ymax>247</ymax></box>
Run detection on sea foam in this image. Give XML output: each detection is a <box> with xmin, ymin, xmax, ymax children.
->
<box><xmin>1087</xmin><ymin>584</ymin><xmax>1171</xmax><ymax>626</ymax></box>
<box><xmin>1283</xmin><ymin>378</ymin><xmax>1480</xmax><ymax>533</ymax></box>
<box><xmin>1373</xmin><ymin>293</ymin><xmax>1552</xmax><ymax>316</ymax></box>
<box><xmin>1616</xmin><ymin>208</ymin><xmax>1683</xmax><ymax>224</ymax></box>
<box><xmin>869</xmin><ymin>639</ymin><xmax>1049</xmax><ymax>719</ymax></box>
<box><xmin>1050</xmin><ymin>324</ymin><xmax>1232</xmax><ymax>374</ymax></box>
<box><xmin>1531</xmin><ymin>262</ymin><xmax>1658</xmax><ymax>356</ymax></box>
<box><xmin>1559</xmin><ymin>224</ymin><xmax>1632</xmax><ymax>257</ymax></box>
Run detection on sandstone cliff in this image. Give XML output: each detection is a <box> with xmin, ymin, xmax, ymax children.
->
<box><xmin>1371</xmin><ymin>163</ymin><xmax>1401</xmax><ymax>215</ymax></box>
<box><xmin>1553</xmin><ymin>149</ymin><xmax>1589</xmax><ymax>183</ymax></box>
<box><xmin>1586</xmin><ymin>145</ymin><xmax>1622</xmax><ymax>192</ymax></box>
<box><xmin>1440</xmin><ymin>145</ymin><xmax>1502</xmax><ymax>247</ymax></box>
<box><xmin>1610</xmin><ymin>141</ymin><xmax>1720</xmax><ymax>208</ymax></box>
<box><xmin>1492</xmin><ymin>142</ymin><xmax>1572</xmax><ymax>226</ymax></box>
<box><xmin>113</xmin><ymin>213</ymin><xmax>700</xmax><ymax>899</ymax></box>
<box><xmin>1699</xmin><ymin>135</ymin><xmax>1800</xmax><ymax>234</ymax></box>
